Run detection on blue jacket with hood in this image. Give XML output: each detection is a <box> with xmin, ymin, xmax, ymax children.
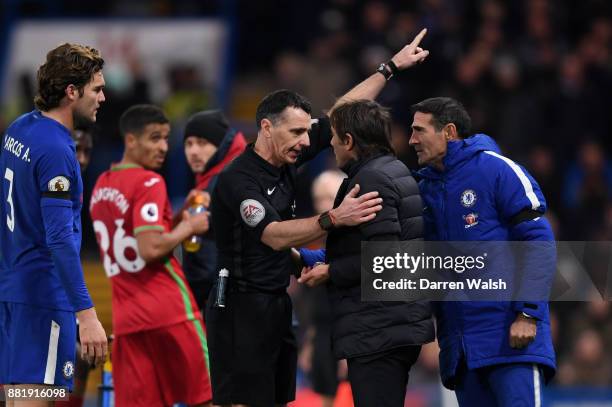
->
<box><xmin>417</xmin><ymin>134</ymin><xmax>556</xmax><ymax>389</ymax></box>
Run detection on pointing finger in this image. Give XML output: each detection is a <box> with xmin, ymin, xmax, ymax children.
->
<box><xmin>410</xmin><ymin>28</ymin><xmax>428</xmax><ymax>48</ymax></box>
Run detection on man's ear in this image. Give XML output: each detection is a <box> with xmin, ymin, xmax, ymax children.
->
<box><xmin>444</xmin><ymin>123</ymin><xmax>459</xmax><ymax>141</ymax></box>
<box><xmin>260</xmin><ymin>118</ymin><xmax>273</xmax><ymax>138</ymax></box>
<box><xmin>125</xmin><ymin>133</ymin><xmax>137</xmax><ymax>149</ymax></box>
<box><xmin>65</xmin><ymin>84</ymin><xmax>79</xmax><ymax>102</ymax></box>
<box><xmin>345</xmin><ymin>133</ymin><xmax>355</xmax><ymax>150</ymax></box>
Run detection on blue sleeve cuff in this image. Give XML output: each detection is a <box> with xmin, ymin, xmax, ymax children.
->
<box><xmin>298</xmin><ymin>248</ymin><xmax>326</xmax><ymax>267</ymax></box>
<box><xmin>512</xmin><ymin>301</ymin><xmax>547</xmax><ymax>321</ymax></box>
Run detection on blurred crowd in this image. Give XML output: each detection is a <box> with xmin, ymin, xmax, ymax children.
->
<box><xmin>1</xmin><ymin>0</ymin><xmax>612</xmax><ymax>396</ymax></box>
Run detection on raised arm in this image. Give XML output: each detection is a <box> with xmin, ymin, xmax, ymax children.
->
<box><xmin>329</xmin><ymin>28</ymin><xmax>429</xmax><ymax>114</ymax></box>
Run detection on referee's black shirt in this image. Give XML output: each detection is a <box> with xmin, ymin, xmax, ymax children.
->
<box><xmin>211</xmin><ymin>117</ymin><xmax>331</xmax><ymax>293</ymax></box>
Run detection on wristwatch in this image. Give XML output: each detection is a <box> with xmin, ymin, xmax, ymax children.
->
<box><xmin>376</xmin><ymin>60</ymin><xmax>399</xmax><ymax>81</ymax></box>
<box><xmin>318</xmin><ymin>211</ymin><xmax>334</xmax><ymax>231</ymax></box>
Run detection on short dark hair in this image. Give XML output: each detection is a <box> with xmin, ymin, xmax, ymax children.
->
<box><xmin>34</xmin><ymin>43</ymin><xmax>104</xmax><ymax>111</ymax></box>
<box><xmin>255</xmin><ymin>89</ymin><xmax>312</xmax><ymax>129</ymax></box>
<box><xmin>119</xmin><ymin>104</ymin><xmax>169</xmax><ymax>138</ymax></box>
<box><xmin>411</xmin><ymin>97</ymin><xmax>472</xmax><ymax>138</ymax></box>
<box><xmin>329</xmin><ymin>100</ymin><xmax>394</xmax><ymax>159</ymax></box>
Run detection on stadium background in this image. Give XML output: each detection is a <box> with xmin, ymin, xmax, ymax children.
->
<box><xmin>1</xmin><ymin>0</ymin><xmax>611</xmax><ymax>405</ymax></box>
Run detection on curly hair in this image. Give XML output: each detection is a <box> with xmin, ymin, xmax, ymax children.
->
<box><xmin>34</xmin><ymin>43</ymin><xmax>104</xmax><ymax>111</ymax></box>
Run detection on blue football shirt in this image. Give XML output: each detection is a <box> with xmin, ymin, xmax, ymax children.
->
<box><xmin>0</xmin><ymin>110</ymin><xmax>92</xmax><ymax>311</ymax></box>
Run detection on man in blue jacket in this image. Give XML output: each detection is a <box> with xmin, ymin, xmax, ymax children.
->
<box><xmin>409</xmin><ymin>97</ymin><xmax>556</xmax><ymax>406</ymax></box>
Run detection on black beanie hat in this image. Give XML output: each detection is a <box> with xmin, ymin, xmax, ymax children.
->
<box><xmin>184</xmin><ymin>110</ymin><xmax>229</xmax><ymax>147</ymax></box>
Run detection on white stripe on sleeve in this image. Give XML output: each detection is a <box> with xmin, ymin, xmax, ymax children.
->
<box><xmin>484</xmin><ymin>151</ymin><xmax>540</xmax><ymax>210</ymax></box>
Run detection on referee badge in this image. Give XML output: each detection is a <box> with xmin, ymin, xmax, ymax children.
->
<box><xmin>460</xmin><ymin>189</ymin><xmax>477</xmax><ymax>208</ymax></box>
<box><xmin>240</xmin><ymin>199</ymin><xmax>265</xmax><ymax>227</ymax></box>
<box><xmin>62</xmin><ymin>361</ymin><xmax>74</xmax><ymax>379</ymax></box>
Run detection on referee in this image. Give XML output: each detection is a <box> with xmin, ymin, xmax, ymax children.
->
<box><xmin>207</xmin><ymin>30</ymin><xmax>430</xmax><ymax>407</ymax></box>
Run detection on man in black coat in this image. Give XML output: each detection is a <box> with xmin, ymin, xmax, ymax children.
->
<box><xmin>299</xmin><ymin>100</ymin><xmax>434</xmax><ymax>407</ymax></box>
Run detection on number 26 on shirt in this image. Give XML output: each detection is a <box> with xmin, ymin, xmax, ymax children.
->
<box><xmin>93</xmin><ymin>219</ymin><xmax>145</xmax><ymax>277</ymax></box>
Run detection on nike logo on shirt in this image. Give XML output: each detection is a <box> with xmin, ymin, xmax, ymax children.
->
<box><xmin>267</xmin><ymin>187</ymin><xmax>276</xmax><ymax>195</ymax></box>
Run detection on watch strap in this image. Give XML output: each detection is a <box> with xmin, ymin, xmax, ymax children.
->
<box><xmin>376</xmin><ymin>62</ymin><xmax>393</xmax><ymax>81</ymax></box>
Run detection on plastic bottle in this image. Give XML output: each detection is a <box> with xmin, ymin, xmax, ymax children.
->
<box><xmin>183</xmin><ymin>192</ymin><xmax>207</xmax><ymax>252</ymax></box>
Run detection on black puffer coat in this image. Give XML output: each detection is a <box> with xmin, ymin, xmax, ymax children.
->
<box><xmin>326</xmin><ymin>153</ymin><xmax>434</xmax><ymax>359</ymax></box>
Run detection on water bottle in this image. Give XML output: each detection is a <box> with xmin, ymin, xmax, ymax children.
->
<box><xmin>214</xmin><ymin>268</ymin><xmax>230</xmax><ymax>308</ymax></box>
<box><xmin>183</xmin><ymin>192</ymin><xmax>207</xmax><ymax>252</ymax></box>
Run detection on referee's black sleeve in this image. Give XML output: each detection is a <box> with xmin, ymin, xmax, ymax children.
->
<box><xmin>217</xmin><ymin>171</ymin><xmax>281</xmax><ymax>241</ymax></box>
<box><xmin>297</xmin><ymin>116</ymin><xmax>332</xmax><ymax>167</ymax></box>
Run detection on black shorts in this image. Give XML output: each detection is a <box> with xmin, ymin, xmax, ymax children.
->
<box><xmin>206</xmin><ymin>289</ymin><xmax>297</xmax><ymax>406</ymax></box>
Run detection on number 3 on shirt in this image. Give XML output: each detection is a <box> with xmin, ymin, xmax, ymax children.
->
<box><xmin>93</xmin><ymin>219</ymin><xmax>145</xmax><ymax>277</ymax></box>
<box><xmin>4</xmin><ymin>168</ymin><xmax>15</xmax><ymax>232</ymax></box>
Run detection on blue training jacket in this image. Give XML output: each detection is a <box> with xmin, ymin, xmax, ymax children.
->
<box><xmin>417</xmin><ymin>134</ymin><xmax>556</xmax><ymax>389</ymax></box>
